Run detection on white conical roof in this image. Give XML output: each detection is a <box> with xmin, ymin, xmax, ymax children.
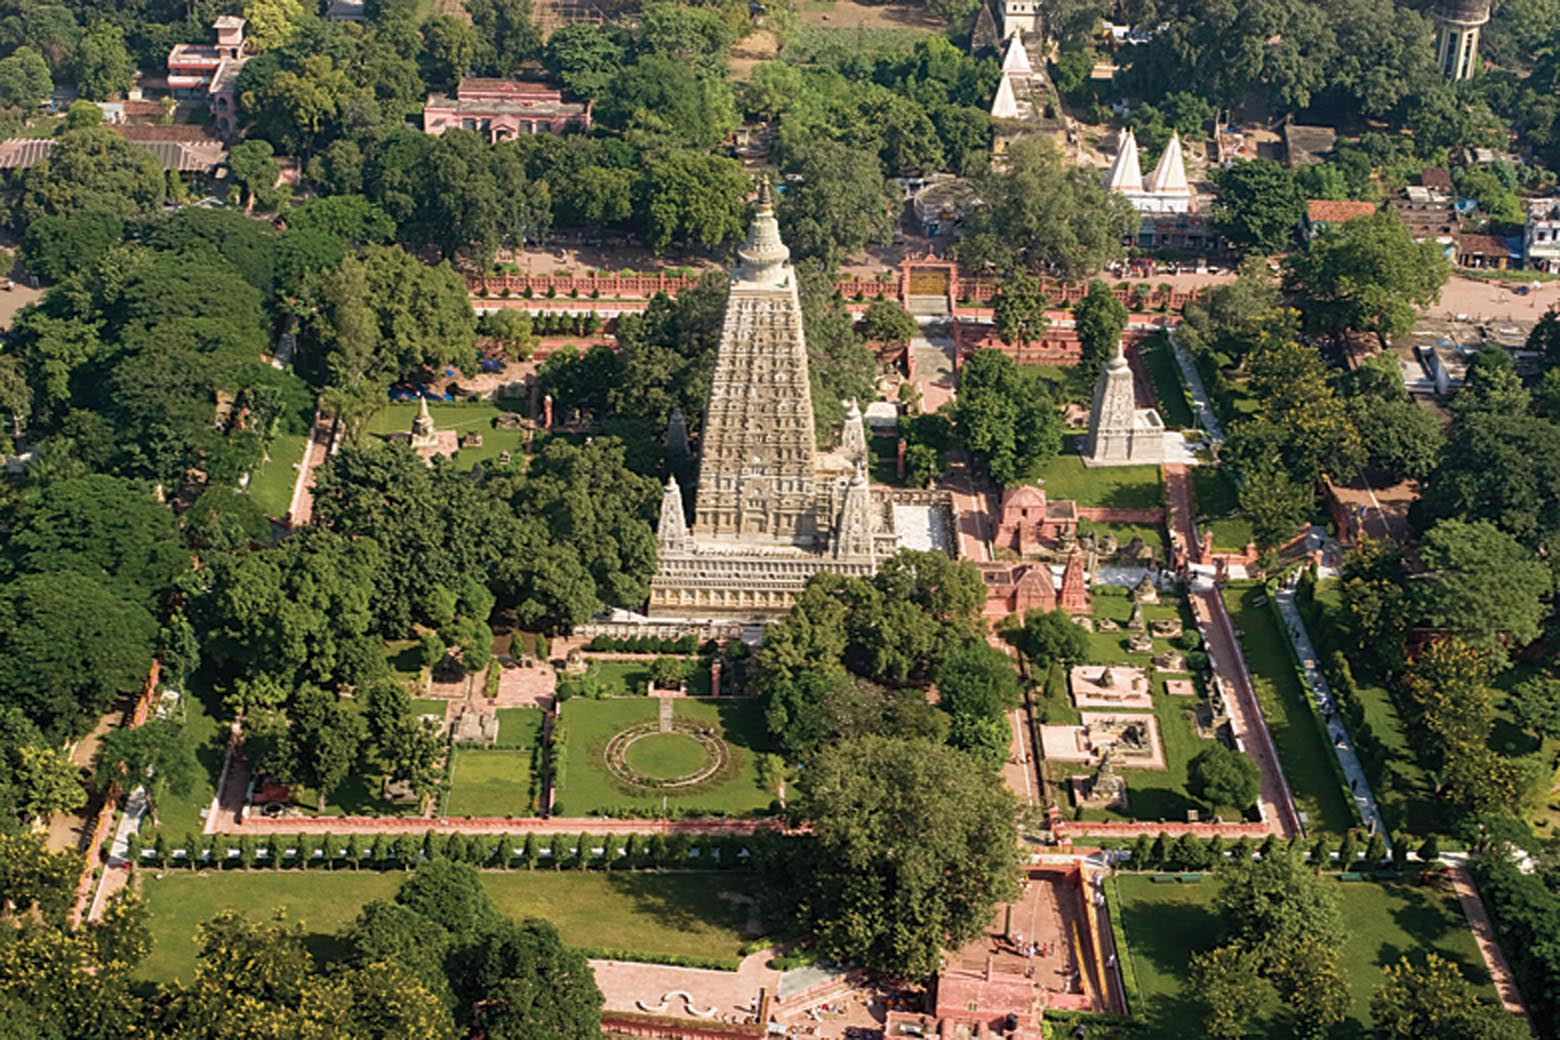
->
<box><xmin>1104</xmin><ymin>129</ymin><xmax>1143</xmax><ymax>193</ymax></box>
<box><xmin>1147</xmin><ymin>132</ymin><xmax>1190</xmax><ymax>194</ymax></box>
<box><xmin>991</xmin><ymin>74</ymin><xmax>1019</xmax><ymax>119</ymax></box>
<box><xmin>1002</xmin><ymin>34</ymin><xmax>1032</xmax><ymax>74</ymax></box>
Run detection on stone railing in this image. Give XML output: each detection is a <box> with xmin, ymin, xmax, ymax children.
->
<box><xmin>468</xmin><ymin>271</ymin><xmax>699</xmax><ymax>299</ymax></box>
<box><xmin>959</xmin><ymin>280</ymin><xmax>1201</xmax><ymax>313</ymax></box>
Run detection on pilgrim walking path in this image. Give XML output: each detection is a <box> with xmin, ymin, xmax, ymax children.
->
<box><xmin>1448</xmin><ymin>863</ymin><xmax>1533</xmax><ymax>1021</ymax></box>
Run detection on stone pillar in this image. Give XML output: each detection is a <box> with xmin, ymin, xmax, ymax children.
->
<box><xmin>710</xmin><ymin>659</ymin><xmax>722</xmax><ymax>698</ymax></box>
<box><xmin>543</xmin><ymin>394</ymin><xmax>554</xmax><ymax>430</ymax></box>
<box><xmin>896</xmin><ymin>438</ymin><xmax>907</xmax><ymax>478</ymax></box>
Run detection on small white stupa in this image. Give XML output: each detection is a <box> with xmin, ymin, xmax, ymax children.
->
<box><xmin>1084</xmin><ymin>341</ymin><xmax>1166</xmax><ymax>467</ymax></box>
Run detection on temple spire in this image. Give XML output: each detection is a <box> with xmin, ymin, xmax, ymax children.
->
<box><xmin>736</xmin><ymin>176</ymin><xmax>790</xmax><ymax>288</ymax></box>
<box><xmin>657</xmin><ymin>475</ymin><xmax>692</xmax><ymax>552</ymax></box>
<box><xmin>1104</xmin><ymin>129</ymin><xmax>1144</xmax><ymax>193</ymax></box>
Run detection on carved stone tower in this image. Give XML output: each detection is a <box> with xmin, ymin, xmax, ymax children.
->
<box><xmin>656</xmin><ymin>475</ymin><xmax>692</xmax><ymax>553</ymax></box>
<box><xmin>691</xmin><ymin>177</ymin><xmax>819</xmax><ymax>547</ymax></box>
<box><xmin>834</xmin><ymin>462</ymin><xmax>875</xmax><ymax>561</ymax></box>
<box><xmin>1085</xmin><ymin>342</ymin><xmax>1164</xmax><ymax>467</ymax></box>
<box><xmin>410</xmin><ymin>396</ymin><xmax>438</xmax><ymax>450</ymax></box>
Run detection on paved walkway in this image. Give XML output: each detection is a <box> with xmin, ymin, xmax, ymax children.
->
<box><xmin>285</xmin><ymin>411</ymin><xmax>334</xmax><ymax>525</ymax></box>
<box><xmin>1272</xmin><ymin>584</ymin><xmax>1388</xmax><ymax>843</ymax></box>
<box><xmin>207</xmin><ymin>814</ymin><xmax>785</xmax><ymax>836</ymax></box>
<box><xmin>85</xmin><ymin>786</ymin><xmax>149</xmax><ymax>922</ymax></box>
<box><xmin>1161</xmin><ymin>463</ymin><xmax>1200</xmax><ymax>564</ymax></box>
<box><xmin>1190</xmin><ymin>588</ymin><xmax>1303</xmax><ymax>838</ymax></box>
<box><xmin>1169</xmin><ymin>334</ymin><xmax>1224</xmax><ymax>446</ymax></box>
<box><xmin>1448</xmin><ymin>863</ymin><xmax>1533</xmax><ymax>1022</ymax></box>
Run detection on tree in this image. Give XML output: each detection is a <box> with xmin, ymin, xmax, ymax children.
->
<box><xmin>777</xmin><ymin>138</ymin><xmax>896</xmax><ymax>268</ymax></box>
<box><xmin>1416</xmin><ymin>412</ymin><xmax>1560</xmax><ymax>550</ymax></box>
<box><xmin>542</xmin><ymin>23</ymin><xmax>624</xmax><ymax>99</ymax></box>
<box><xmin>935</xmin><ymin>639</ymin><xmax>1020</xmax><ymax>738</ymax></box>
<box><xmin>467</xmin><ymin>0</ymin><xmax>543</xmax><ymax>78</ymax></box>
<box><xmin>953</xmin><ymin>349</ymin><xmax>1062</xmax><ymax>487</ymax></box>
<box><xmin>14</xmin><ymin>125</ymin><xmax>163</xmax><ymax>226</ymax></box>
<box><xmin>1072</xmin><ymin>280</ymin><xmax>1129</xmax><ymax>371</ymax></box>
<box><xmin>20</xmin><ymin>208</ymin><xmax>123</xmax><ymax>282</ymax></box>
<box><xmin>1187</xmin><ymin>944</ymin><xmax>1265</xmax><ymax>1039</ymax></box>
<box><xmin>420</xmin><ymin>14</ymin><xmax>478</xmax><ymax>91</ymax></box>
<box><xmin>451</xmin><ymin>917</ymin><xmax>602</xmax><ymax>1040</ymax></box>
<box><xmin>1511</xmin><ymin>676</ymin><xmax>1560</xmax><ymax>741</ymax></box>
<box><xmin>990</xmin><ymin>270</ymin><xmax>1049</xmax><ymax>346</ymax></box>
<box><xmin>957</xmin><ymin>137</ymin><xmax>1137</xmax><ymax>278</ymax></box>
<box><xmin>1015</xmin><ymin>608</ymin><xmax>1088</xmax><ymax>667</ymax></box>
<box><xmin>70</xmin><ymin>21</ymin><xmax>132</xmax><ymax>100</ymax></box>
<box><xmin>226</xmin><ymin>139</ymin><xmax>280</xmax><ymax>210</ymax></box>
<box><xmin>1416</xmin><ymin>519</ymin><xmax>1552</xmax><ymax>656</ymax></box>
<box><xmin>243</xmin><ymin>0</ymin><xmax>305</xmax><ymax>51</ymax></box>
<box><xmin>1373</xmin><ymin>953</ymin><xmax>1530</xmax><ymax>1040</ymax></box>
<box><xmin>1236</xmin><ymin>466</ymin><xmax>1312</xmax><ymax>553</ymax></box>
<box><xmin>279</xmin><ymin>686</ymin><xmax>362</xmax><ymax>812</ymax></box>
<box><xmin>860</xmin><ymin>300</ymin><xmax>918</xmax><ymax>349</ymax></box>
<box><xmin>0</xmin><ymin>572</ymin><xmax>156</xmax><ymax>740</ymax></box>
<box><xmin>598</xmin><ymin>54</ymin><xmax>736</xmax><ymax>149</ymax></box>
<box><xmin>93</xmin><ymin>720</ymin><xmax>197</xmax><ymax>823</ymax></box>
<box><xmin>1455</xmin><ymin>348</ymin><xmax>1531</xmax><ymax>420</ymax></box>
<box><xmin>0</xmin><ymin>46</ymin><xmax>51</xmax><ymax>111</ymax></box>
<box><xmin>0</xmin><ymin>707</ymin><xmax>83</xmax><ymax>830</ymax></box>
<box><xmin>1188</xmin><ymin>743</ymin><xmax>1261</xmax><ymax>813</ymax></box>
<box><xmin>1211</xmin><ymin>158</ymin><xmax>1304</xmax><ymax>255</ymax></box>
<box><xmin>1283</xmin><ymin>211</ymin><xmax>1451</xmax><ymax>342</ymax></box>
<box><xmin>797</xmin><ymin>735</ymin><xmax>1019</xmax><ymax>976</ymax></box>
<box><xmin>640</xmin><ymin>150</ymin><xmax>750</xmax><ymax>253</ymax></box>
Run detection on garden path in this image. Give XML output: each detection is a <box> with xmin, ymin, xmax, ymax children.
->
<box><xmin>1447</xmin><ymin>863</ymin><xmax>1533</xmax><ymax>1021</ymax></box>
<box><xmin>1272</xmin><ymin>583</ymin><xmax>1386</xmax><ymax>842</ymax></box>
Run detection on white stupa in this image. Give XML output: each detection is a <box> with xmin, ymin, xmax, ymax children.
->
<box><xmin>1084</xmin><ymin>341</ymin><xmax>1166</xmax><ymax>467</ymax></box>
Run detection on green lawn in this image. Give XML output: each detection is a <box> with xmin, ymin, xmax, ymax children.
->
<box><xmin>1222</xmin><ymin>584</ymin><xmax>1354</xmax><ymax>835</ymax></box>
<box><xmin>559</xmin><ymin>658</ymin><xmax>712</xmax><ymax>699</ymax></box>
<box><xmin>149</xmin><ymin>679</ymin><xmax>227</xmax><ymax>839</ymax></box>
<box><xmin>1190</xmin><ymin>467</ymin><xmax>1253</xmax><ymax>551</ymax></box>
<box><xmin>1115</xmin><ymin>873</ymin><xmax>1494</xmax><ymax>1038</ymax></box>
<box><xmin>445</xmin><ymin>749</ymin><xmax>533</xmax><ymax>816</ymax></box>
<box><xmin>244</xmin><ymin>432</ymin><xmax>308</xmax><ymax>519</ymax></box>
<box><xmin>626</xmin><ymin>733</ymin><xmax>707</xmax><ymax>778</ymax></box>
<box><xmin>362</xmin><ymin>401</ymin><xmax>527</xmax><ymax>468</ymax></box>
<box><xmin>1137</xmin><ymin>335</ymin><xmax>1194</xmax><ymax>429</ymax></box>
<box><xmin>494</xmin><ymin>707</ymin><xmax>545</xmax><ymax>750</ymax></box>
<box><xmin>1310</xmin><ymin>583</ymin><xmax>1440</xmax><ymax>839</ymax></box>
<box><xmin>410</xmin><ymin>698</ymin><xmax>448</xmax><ymax>719</ymax></box>
<box><xmin>554</xmin><ymin>698</ymin><xmax>772</xmax><ymax>817</ymax></box>
<box><xmin>138</xmin><ymin>869</ymin><xmax>757</xmax><ymax>982</ymax></box>
<box><xmin>1037</xmin><ymin>451</ymin><xmax>1163</xmax><ymax>510</ymax></box>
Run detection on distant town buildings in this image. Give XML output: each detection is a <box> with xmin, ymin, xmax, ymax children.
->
<box><xmin>165</xmin><ymin>16</ymin><xmax>248</xmax><ymax>138</ymax></box>
<box><xmin>1526</xmin><ymin>198</ymin><xmax>1560</xmax><ymax>273</ymax></box>
<box><xmin>422</xmin><ymin>78</ymin><xmax>591</xmax><ymax>142</ymax></box>
<box><xmin>1431</xmin><ymin>0</ymin><xmax>1492</xmax><ymax>80</ymax></box>
<box><xmin>1300</xmin><ymin>199</ymin><xmax>1379</xmax><ymax>243</ymax></box>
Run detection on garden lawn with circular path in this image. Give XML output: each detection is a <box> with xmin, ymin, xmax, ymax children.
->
<box><xmin>624</xmin><ymin>732</ymin><xmax>710</xmax><ymax>779</ymax></box>
<box><xmin>554</xmin><ymin>697</ymin><xmax>773</xmax><ymax>817</ymax></box>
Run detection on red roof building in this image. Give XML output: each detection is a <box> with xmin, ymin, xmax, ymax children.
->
<box><xmin>165</xmin><ymin>16</ymin><xmax>248</xmax><ymax>138</ymax></box>
<box><xmin>1302</xmin><ymin>199</ymin><xmax>1379</xmax><ymax>241</ymax></box>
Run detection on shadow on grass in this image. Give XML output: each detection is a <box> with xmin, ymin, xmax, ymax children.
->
<box><xmin>605</xmin><ymin>872</ymin><xmax>754</xmax><ymax>940</ymax></box>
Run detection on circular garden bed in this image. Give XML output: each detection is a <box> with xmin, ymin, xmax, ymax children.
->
<box><xmin>603</xmin><ymin>721</ymin><xmax>730</xmax><ymax>791</ymax></box>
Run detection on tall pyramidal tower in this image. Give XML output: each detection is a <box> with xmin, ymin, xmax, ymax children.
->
<box><xmin>1084</xmin><ymin>342</ymin><xmax>1165</xmax><ymax>467</ymax></box>
<box><xmin>646</xmin><ymin>179</ymin><xmax>915</xmax><ymax>619</ymax></box>
<box><xmin>691</xmin><ymin>178</ymin><xmax>819</xmax><ymax>546</ymax></box>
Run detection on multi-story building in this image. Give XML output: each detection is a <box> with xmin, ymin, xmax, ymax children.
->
<box><xmin>1525</xmin><ymin>198</ymin><xmax>1560</xmax><ymax>273</ymax></box>
<box><xmin>166</xmin><ymin>16</ymin><xmax>248</xmax><ymax>138</ymax></box>
<box><xmin>422</xmin><ymin>78</ymin><xmax>591</xmax><ymax>142</ymax></box>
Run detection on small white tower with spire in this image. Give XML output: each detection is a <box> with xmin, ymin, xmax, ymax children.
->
<box><xmin>656</xmin><ymin>475</ymin><xmax>692</xmax><ymax>553</ymax></box>
<box><xmin>410</xmin><ymin>396</ymin><xmax>438</xmax><ymax>450</ymax></box>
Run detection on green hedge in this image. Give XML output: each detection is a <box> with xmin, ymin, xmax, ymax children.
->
<box><xmin>1103</xmin><ymin>875</ymin><xmax>1141</xmax><ymax>1016</ymax></box>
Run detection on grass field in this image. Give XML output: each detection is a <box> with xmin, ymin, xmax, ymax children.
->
<box><xmin>1138</xmin><ymin>335</ymin><xmax>1194</xmax><ymax>429</ymax></box>
<box><xmin>362</xmin><ymin>401</ymin><xmax>527</xmax><ymax>468</ymax></box>
<box><xmin>445</xmin><ymin>749</ymin><xmax>533</xmax><ymax>816</ymax></box>
<box><xmin>494</xmin><ymin>707</ymin><xmax>545</xmax><ymax>749</ymax></box>
<box><xmin>138</xmin><ymin>870</ymin><xmax>756</xmax><ymax>982</ymax></box>
<box><xmin>1309</xmin><ymin>583</ymin><xmax>1440</xmax><ymax>839</ymax></box>
<box><xmin>1190</xmin><ymin>467</ymin><xmax>1253</xmax><ymax>551</ymax></box>
<box><xmin>627</xmin><ymin>732</ymin><xmax>708</xmax><ymax>778</ymax></box>
<box><xmin>1222</xmin><ymin>584</ymin><xmax>1354</xmax><ymax>835</ymax></box>
<box><xmin>555</xmin><ymin>698</ymin><xmax>772</xmax><ymax>817</ymax></box>
<box><xmin>1037</xmin><ymin>450</ymin><xmax>1163</xmax><ymax>510</ymax></box>
<box><xmin>560</xmin><ymin>658</ymin><xmax>712</xmax><ymax>699</ymax></box>
<box><xmin>150</xmin><ymin>679</ymin><xmax>227</xmax><ymax>839</ymax></box>
<box><xmin>244</xmin><ymin>432</ymin><xmax>307</xmax><ymax>518</ymax></box>
<box><xmin>1115</xmin><ymin>873</ymin><xmax>1494</xmax><ymax>1038</ymax></box>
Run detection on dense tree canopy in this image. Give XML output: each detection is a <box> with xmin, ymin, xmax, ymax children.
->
<box><xmin>953</xmin><ymin>349</ymin><xmax>1063</xmax><ymax>487</ymax></box>
<box><xmin>796</xmin><ymin>734</ymin><xmax>1019</xmax><ymax>976</ymax></box>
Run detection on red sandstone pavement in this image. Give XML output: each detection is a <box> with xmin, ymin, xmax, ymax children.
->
<box><xmin>1190</xmin><ymin>588</ymin><xmax>1302</xmax><ymax>838</ymax></box>
<box><xmin>1450</xmin><ymin>865</ymin><xmax>1534</xmax><ymax>1021</ymax></box>
<box><xmin>1161</xmin><ymin>463</ymin><xmax>1200</xmax><ymax>564</ymax></box>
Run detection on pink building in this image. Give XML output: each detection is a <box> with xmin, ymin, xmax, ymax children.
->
<box><xmin>166</xmin><ymin>16</ymin><xmax>248</xmax><ymax>138</ymax></box>
<box><xmin>422</xmin><ymin>77</ymin><xmax>591</xmax><ymax>142</ymax></box>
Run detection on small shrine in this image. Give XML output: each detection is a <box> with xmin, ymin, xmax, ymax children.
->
<box><xmin>1072</xmin><ymin>750</ymin><xmax>1129</xmax><ymax>810</ymax></box>
<box><xmin>401</xmin><ymin>397</ymin><xmax>458</xmax><ymax>463</ymax></box>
